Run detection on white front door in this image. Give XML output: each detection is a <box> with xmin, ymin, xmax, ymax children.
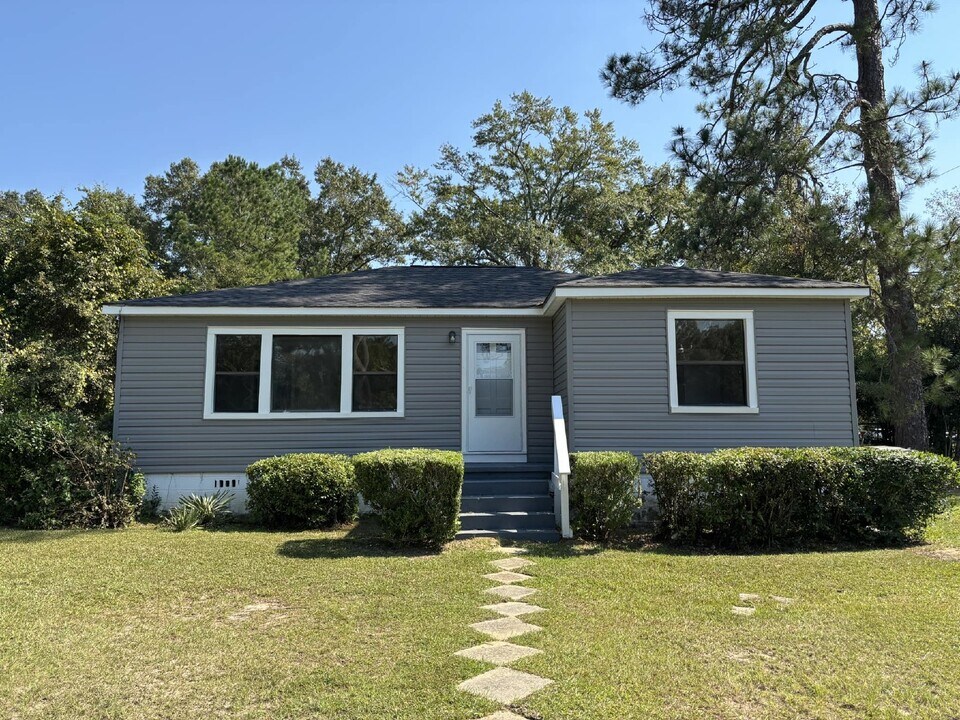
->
<box><xmin>463</xmin><ymin>330</ymin><xmax>526</xmax><ymax>461</ymax></box>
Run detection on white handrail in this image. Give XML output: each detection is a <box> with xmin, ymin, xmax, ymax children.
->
<box><xmin>551</xmin><ymin>395</ymin><xmax>572</xmax><ymax>539</ymax></box>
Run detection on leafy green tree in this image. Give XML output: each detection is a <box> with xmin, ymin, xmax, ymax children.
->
<box><xmin>684</xmin><ymin>180</ymin><xmax>865</xmax><ymax>283</ymax></box>
<box><xmin>298</xmin><ymin>158</ymin><xmax>404</xmax><ymax>276</ymax></box>
<box><xmin>603</xmin><ymin>0</ymin><xmax>960</xmax><ymax>449</ymax></box>
<box><xmin>0</xmin><ymin>188</ymin><xmax>167</xmax><ymax>419</ymax></box>
<box><xmin>398</xmin><ymin>92</ymin><xmax>690</xmax><ymax>273</ymax></box>
<box><xmin>144</xmin><ymin>155</ymin><xmax>310</xmax><ymax>290</ymax></box>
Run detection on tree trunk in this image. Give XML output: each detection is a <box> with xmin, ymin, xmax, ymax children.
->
<box><xmin>852</xmin><ymin>0</ymin><xmax>929</xmax><ymax>449</ymax></box>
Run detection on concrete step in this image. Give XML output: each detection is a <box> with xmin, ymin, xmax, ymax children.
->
<box><xmin>463</xmin><ymin>479</ymin><xmax>550</xmax><ymax>496</ymax></box>
<box><xmin>464</xmin><ymin>465</ymin><xmax>552</xmax><ymax>482</ymax></box>
<box><xmin>459</xmin><ymin>511</ymin><xmax>556</xmax><ymax>532</ymax></box>
<box><xmin>456</xmin><ymin>527</ymin><xmax>561</xmax><ymax>542</ymax></box>
<box><xmin>460</xmin><ymin>494</ymin><xmax>553</xmax><ymax>513</ymax></box>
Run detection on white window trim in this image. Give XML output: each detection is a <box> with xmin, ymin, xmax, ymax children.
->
<box><xmin>666</xmin><ymin>310</ymin><xmax>758</xmax><ymax>415</ymax></box>
<box><xmin>203</xmin><ymin>326</ymin><xmax>405</xmax><ymax>420</ymax></box>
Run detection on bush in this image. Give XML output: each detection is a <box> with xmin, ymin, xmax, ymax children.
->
<box><xmin>569</xmin><ymin>451</ymin><xmax>641</xmax><ymax>541</ymax></box>
<box><xmin>645</xmin><ymin>446</ymin><xmax>960</xmax><ymax>548</ymax></box>
<box><xmin>0</xmin><ymin>410</ymin><xmax>144</xmax><ymax>529</ymax></box>
<box><xmin>246</xmin><ymin>453</ymin><xmax>357</xmax><ymax>528</ymax></box>
<box><xmin>353</xmin><ymin>449</ymin><xmax>464</xmax><ymax>547</ymax></box>
<box><xmin>139</xmin><ymin>485</ymin><xmax>162</xmax><ymax>522</ymax></box>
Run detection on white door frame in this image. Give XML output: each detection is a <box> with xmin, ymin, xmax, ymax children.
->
<box><xmin>461</xmin><ymin>328</ymin><xmax>528</xmax><ymax>463</ymax></box>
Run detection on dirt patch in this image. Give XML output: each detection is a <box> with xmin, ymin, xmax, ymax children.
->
<box><xmin>226</xmin><ymin>600</ymin><xmax>292</xmax><ymax>624</ymax></box>
<box><xmin>726</xmin><ymin>649</ymin><xmax>777</xmax><ymax>665</ymax></box>
<box><xmin>914</xmin><ymin>546</ymin><xmax>960</xmax><ymax>562</ymax></box>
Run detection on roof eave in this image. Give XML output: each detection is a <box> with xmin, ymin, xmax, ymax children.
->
<box><xmin>100</xmin><ymin>305</ymin><xmax>545</xmax><ymax>317</ymax></box>
<box><xmin>541</xmin><ymin>285</ymin><xmax>870</xmax><ymax>316</ymax></box>
<box><xmin>103</xmin><ymin>285</ymin><xmax>870</xmax><ymax>318</ymax></box>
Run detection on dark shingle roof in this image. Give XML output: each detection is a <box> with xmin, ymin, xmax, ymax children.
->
<box><xmin>123</xmin><ymin>266</ymin><xmax>583</xmax><ymax>309</ymax></box>
<box><xmin>558</xmin><ymin>265</ymin><xmax>864</xmax><ymax>289</ymax></box>
<box><xmin>112</xmin><ymin>264</ymin><xmax>867</xmax><ymax>310</ymax></box>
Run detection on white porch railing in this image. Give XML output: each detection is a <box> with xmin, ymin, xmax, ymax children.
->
<box><xmin>550</xmin><ymin>395</ymin><xmax>572</xmax><ymax>539</ymax></box>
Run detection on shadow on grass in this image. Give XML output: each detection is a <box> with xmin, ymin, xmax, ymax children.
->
<box><xmin>515</xmin><ymin>529</ymin><xmax>921</xmax><ymax>561</ymax></box>
<box><xmin>0</xmin><ymin>528</ymin><xmax>85</xmax><ymax>544</ymax></box>
<box><xmin>276</xmin><ymin>517</ymin><xmax>445</xmax><ymax>560</ymax></box>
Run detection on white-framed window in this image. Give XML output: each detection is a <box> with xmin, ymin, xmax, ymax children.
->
<box><xmin>203</xmin><ymin>327</ymin><xmax>404</xmax><ymax>419</ymax></box>
<box><xmin>666</xmin><ymin>310</ymin><xmax>758</xmax><ymax>414</ymax></box>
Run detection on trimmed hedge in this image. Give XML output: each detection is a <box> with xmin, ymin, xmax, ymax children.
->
<box><xmin>0</xmin><ymin>410</ymin><xmax>144</xmax><ymax>529</ymax></box>
<box><xmin>569</xmin><ymin>451</ymin><xmax>641</xmax><ymax>541</ymax></box>
<box><xmin>246</xmin><ymin>453</ymin><xmax>357</xmax><ymax>528</ymax></box>
<box><xmin>353</xmin><ymin>449</ymin><xmax>463</xmax><ymax>547</ymax></box>
<box><xmin>645</xmin><ymin>446</ymin><xmax>960</xmax><ymax>548</ymax></box>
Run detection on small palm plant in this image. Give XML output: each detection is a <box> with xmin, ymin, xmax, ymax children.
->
<box><xmin>162</xmin><ymin>505</ymin><xmax>203</xmax><ymax>532</ymax></box>
<box><xmin>179</xmin><ymin>490</ymin><xmax>235</xmax><ymax>525</ymax></box>
<box><xmin>161</xmin><ymin>490</ymin><xmax>235</xmax><ymax>532</ymax></box>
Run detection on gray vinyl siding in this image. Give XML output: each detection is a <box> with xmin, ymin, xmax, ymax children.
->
<box><xmin>567</xmin><ymin>298</ymin><xmax>859</xmax><ymax>454</ymax></box>
<box><xmin>114</xmin><ymin>315</ymin><xmax>553</xmax><ymax>474</ymax></box>
<box><xmin>551</xmin><ymin>302</ymin><xmax>575</xmax><ymax>439</ymax></box>
<box><xmin>552</xmin><ymin>303</ymin><xmax>568</xmax><ymax>400</ymax></box>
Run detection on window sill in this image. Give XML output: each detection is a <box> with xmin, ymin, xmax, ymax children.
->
<box><xmin>202</xmin><ymin>411</ymin><xmax>404</xmax><ymax>420</ymax></box>
<box><xmin>669</xmin><ymin>406</ymin><xmax>759</xmax><ymax>415</ymax></box>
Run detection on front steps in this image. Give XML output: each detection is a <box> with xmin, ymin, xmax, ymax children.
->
<box><xmin>458</xmin><ymin>464</ymin><xmax>560</xmax><ymax>542</ymax></box>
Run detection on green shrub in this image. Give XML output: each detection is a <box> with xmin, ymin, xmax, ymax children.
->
<box><xmin>645</xmin><ymin>446</ymin><xmax>960</xmax><ymax>548</ymax></box>
<box><xmin>569</xmin><ymin>451</ymin><xmax>641</xmax><ymax>541</ymax></box>
<box><xmin>246</xmin><ymin>453</ymin><xmax>357</xmax><ymax>528</ymax></box>
<box><xmin>353</xmin><ymin>449</ymin><xmax>464</xmax><ymax>547</ymax></box>
<box><xmin>139</xmin><ymin>486</ymin><xmax>163</xmax><ymax>522</ymax></box>
<box><xmin>0</xmin><ymin>410</ymin><xmax>144</xmax><ymax>529</ymax></box>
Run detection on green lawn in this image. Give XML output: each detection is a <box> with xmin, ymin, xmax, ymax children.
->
<box><xmin>1</xmin><ymin>513</ymin><xmax>959</xmax><ymax>720</ymax></box>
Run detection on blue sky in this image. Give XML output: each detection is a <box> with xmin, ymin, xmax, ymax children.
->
<box><xmin>3</xmin><ymin>0</ymin><xmax>960</xmax><ymax>216</ymax></box>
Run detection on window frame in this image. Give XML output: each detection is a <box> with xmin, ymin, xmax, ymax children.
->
<box><xmin>666</xmin><ymin>310</ymin><xmax>758</xmax><ymax>414</ymax></box>
<box><xmin>203</xmin><ymin>326</ymin><xmax>405</xmax><ymax>419</ymax></box>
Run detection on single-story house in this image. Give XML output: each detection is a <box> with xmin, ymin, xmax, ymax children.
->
<box><xmin>104</xmin><ymin>265</ymin><xmax>869</xmax><ymax>540</ymax></box>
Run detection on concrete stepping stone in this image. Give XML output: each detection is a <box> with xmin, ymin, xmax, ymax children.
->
<box><xmin>492</xmin><ymin>546</ymin><xmax>528</xmax><ymax>555</ymax></box>
<box><xmin>457</xmin><ymin>667</ymin><xmax>554</xmax><ymax>704</ymax></box>
<box><xmin>732</xmin><ymin>606</ymin><xmax>756</xmax><ymax>616</ymax></box>
<box><xmin>470</xmin><ymin>616</ymin><xmax>542</xmax><ymax>641</ymax></box>
<box><xmin>480</xmin><ymin>601</ymin><xmax>545</xmax><ymax>617</ymax></box>
<box><xmin>484</xmin><ymin>584</ymin><xmax>537</xmax><ymax>600</ymax></box>
<box><xmin>483</xmin><ymin>571</ymin><xmax>533</xmax><ymax>584</ymax></box>
<box><xmin>454</xmin><ymin>641</ymin><xmax>542</xmax><ymax>666</ymax></box>
<box><xmin>475</xmin><ymin>712</ymin><xmax>528</xmax><ymax>720</ymax></box>
<box><xmin>738</xmin><ymin>593</ymin><xmax>761</xmax><ymax>602</ymax></box>
<box><xmin>771</xmin><ymin>595</ymin><xmax>795</xmax><ymax>605</ymax></box>
<box><xmin>489</xmin><ymin>557</ymin><xmax>535</xmax><ymax>571</ymax></box>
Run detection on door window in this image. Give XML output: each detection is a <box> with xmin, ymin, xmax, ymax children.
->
<box><xmin>475</xmin><ymin>341</ymin><xmax>513</xmax><ymax>417</ymax></box>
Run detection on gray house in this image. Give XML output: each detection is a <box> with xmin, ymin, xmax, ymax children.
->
<box><xmin>104</xmin><ymin>265</ymin><xmax>869</xmax><ymax>539</ymax></box>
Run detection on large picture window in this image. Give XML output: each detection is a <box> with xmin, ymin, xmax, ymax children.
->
<box><xmin>271</xmin><ymin>335</ymin><xmax>342</xmax><ymax>412</ymax></box>
<box><xmin>204</xmin><ymin>328</ymin><xmax>403</xmax><ymax>418</ymax></box>
<box><xmin>667</xmin><ymin>311</ymin><xmax>757</xmax><ymax>413</ymax></box>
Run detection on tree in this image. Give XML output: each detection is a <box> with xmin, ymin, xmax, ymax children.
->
<box><xmin>685</xmin><ymin>180</ymin><xmax>865</xmax><ymax>282</ymax></box>
<box><xmin>144</xmin><ymin>155</ymin><xmax>310</xmax><ymax>290</ymax></box>
<box><xmin>298</xmin><ymin>158</ymin><xmax>405</xmax><ymax>276</ymax></box>
<box><xmin>603</xmin><ymin>1</ymin><xmax>960</xmax><ymax>449</ymax></box>
<box><xmin>398</xmin><ymin>92</ymin><xmax>689</xmax><ymax>273</ymax></box>
<box><xmin>0</xmin><ymin>188</ymin><xmax>167</xmax><ymax>419</ymax></box>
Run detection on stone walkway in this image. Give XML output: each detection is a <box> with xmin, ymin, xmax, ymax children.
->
<box><xmin>455</xmin><ymin>545</ymin><xmax>554</xmax><ymax>717</ymax></box>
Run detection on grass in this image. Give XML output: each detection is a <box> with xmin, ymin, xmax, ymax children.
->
<box><xmin>1</xmin><ymin>514</ymin><xmax>959</xmax><ymax>720</ymax></box>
